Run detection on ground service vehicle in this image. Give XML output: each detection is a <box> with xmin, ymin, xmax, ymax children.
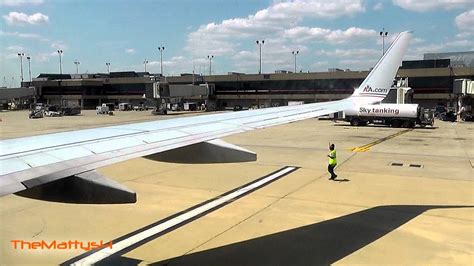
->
<box><xmin>119</xmin><ymin>103</ymin><xmax>133</xmax><ymax>111</ymax></box>
<box><xmin>344</xmin><ymin>103</ymin><xmax>434</xmax><ymax>128</ymax></box>
<box><xmin>96</xmin><ymin>104</ymin><xmax>111</xmax><ymax>115</ymax></box>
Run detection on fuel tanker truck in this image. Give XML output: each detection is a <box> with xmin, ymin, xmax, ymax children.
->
<box><xmin>344</xmin><ymin>103</ymin><xmax>434</xmax><ymax>128</ymax></box>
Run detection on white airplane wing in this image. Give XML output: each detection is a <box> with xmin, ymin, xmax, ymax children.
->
<box><xmin>0</xmin><ymin>31</ymin><xmax>412</xmax><ymax>203</ymax></box>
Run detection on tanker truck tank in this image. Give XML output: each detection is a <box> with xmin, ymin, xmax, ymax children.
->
<box><xmin>344</xmin><ymin>103</ymin><xmax>433</xmax><ymax>127</ymax></box>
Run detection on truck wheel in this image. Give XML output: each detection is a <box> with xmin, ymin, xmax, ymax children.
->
<box><xmin>391</xmin><ymin>120</ymin><xmax>401</xmax><ymax>128</ymax></box>
<box><xmin>402</xmin><ymin>121</ymin><xmax>414</xmax><ymax>128</ymax></box>
<box><xmin>350</xmin><ymin>118</ymin><xmax>360</xmax><ymax>126</ymax></box>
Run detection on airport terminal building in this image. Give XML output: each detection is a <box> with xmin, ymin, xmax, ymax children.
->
<box><xmin>21</xmin><ymin>52</ymin><xmax>474</xmax><ymax>110</ymax></box>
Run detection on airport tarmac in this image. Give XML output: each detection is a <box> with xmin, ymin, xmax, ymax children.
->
<box><xmin>0</xmin><ymin>110</ymin><xmax>473</xmax><ymax>265</ymax></box>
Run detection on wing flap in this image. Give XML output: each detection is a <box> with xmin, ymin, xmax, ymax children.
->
<box><xmin>20</xmin><ymin>153</ymin><xmax>63</xmax><ymax>167</ymax></box>
<box><xmin>81</xmin><ymin>137</ymin><xmax>147</xmax><ymax>154</ymax></box>
<box><xmin>45</xmin><ymin>146</ymin><xmax>95</xmax><ymax>161</ymax></box>
<box><xmin>0</xmin><ymin>158</ymin><xmax>31</xmax><ymax>176</ymax></box>
<box><xmin>136</xmin><ymin>130</ymin><xmax>189</xmax><ymax>143</ymax></box>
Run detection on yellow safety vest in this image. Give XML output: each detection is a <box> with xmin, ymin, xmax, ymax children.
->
<box><xmin>328</xmin><ymin>150</ymin><xmax>337</xmax><ymax>166</ymax></box>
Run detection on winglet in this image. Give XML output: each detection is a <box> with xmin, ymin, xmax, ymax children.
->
<box><xmin>351</xmin><ymin>31</ymin><xmax>412</xmax><ymax>104</ymax></box>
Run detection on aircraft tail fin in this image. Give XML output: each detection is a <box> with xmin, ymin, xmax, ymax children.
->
<box><xmin>351</xmin><ymin>31</ymin><xmax>412</xmax><ymax>103</ymax></box>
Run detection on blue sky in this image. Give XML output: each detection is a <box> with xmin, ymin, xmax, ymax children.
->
<box><xmin>1</xmin><ymin>0</ymin><xmax>473</xmax><ymax>87</ymax></box>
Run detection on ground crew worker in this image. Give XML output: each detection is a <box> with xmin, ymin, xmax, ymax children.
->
<box><xmin>327</xmin><ymin>143</ymin><xmax>337</xmax><ymax>180</ymax></box>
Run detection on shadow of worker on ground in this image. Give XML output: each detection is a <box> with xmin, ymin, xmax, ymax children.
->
<box><xmin>332</xmin><ymin>177</ymin><xmax>350</xmax><ymax>182</ymax></box>
<box><xmin>150</xmin><ymin>205</ymin><xmax>471</xmax><ymax>266</ymax></box>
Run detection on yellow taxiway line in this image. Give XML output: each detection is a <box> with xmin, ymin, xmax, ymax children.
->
<box><xmin>351</xmin><ymin>129</ymin><xmax>413</xmax><ymax>152</ymax></box>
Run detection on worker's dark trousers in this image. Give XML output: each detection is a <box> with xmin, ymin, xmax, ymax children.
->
<box><xmin>328</xmin><ymin>164</ymin><xmax>337</xmax><ymax>178</ymax></box>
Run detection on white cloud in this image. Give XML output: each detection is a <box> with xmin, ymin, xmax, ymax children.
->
<box><xmin>373</xmin><ymin>2</ymin><xmax>384</xmax><ymax>10</ymax></box>
<box><xmin>375</xmin><ymin>33</ymin><xmax>398</xmax><ymax>46</ymax></box>
<box><xmin>392</xmin><ymin>0</ymin><xmax>472</xmax><ymax>12</ymax></box>
<box><xmin>310</xmin><ymin>61</ymin><xmax>329</xmax><ymax>71</ymax></box>
<box><xmin>51</xmin><ymin>41</ymin><xmax>68</xmax><ymax>51</ymax></box>
<box><xmin>185</xmin><ymin>35</ymin><xmax>236</xmax><ymax>56</ymax></box>
<box><xmin>0</xmin><ymin>0</ymin><xmax>43</xmax><ymax>6</ymax></box>
<box><xmin>284</xmin><ymin>27</ymin><xmax>377</xmax><ymax>43</ymax></box>
<box><xmin>35</xmin><ymin>52</ymin><xmax>57</xmax><ymax>62</ymax></box>
<box><xmin>455</xmin><ymin>9</ymin><xmax>474</xmax><ymax>35</ymax></box>
<box><xmin>372</xmin><ymin>32</ymin><xmax>474</xmax><ymax>61</ymax></box>
<box><xmin>3</xmin><ymin>12</ymin><xmax>49</xmax><ymax>26</ymax></box>
<box><xmin>162</xmin><ymin>56</ymin><xmax>188</xmax><ymax>70</ymax></box>
<box><xmin>411</xmin><ymin>37</ymin><xmax>425</xmax><ymax>45</ymax></box>
<box><xmin>186</xmin><ymin>24</ymin><xmax>376</xmax><ymax>73</ymax></box>
<box><xmin>230</xmin><ymin>40</ymin><xmax>310</xmax><ymax>73</ymax></box>
<box><xmin>3</xmin><ymin>48</ymin><xmax>55</xmax><ymax>63</ymax></box>
<box><xmin>258</xmin><ymin>0</ymin><xmax>365</xmax><ymax>20</ymax></box>
<box><xmin>441</xmin><ymin>39</ymin><xmax>474</xmax><ymax>52</ymax></box>
<box><xmin>125</xmin><ymin>48</ymin><xmax>136</xmax><ymax>54</ymax></box>
<box><xmin>16</xmin><ymin>32</ymin><xmax>45</xmax><ymax>40</ymax></box>
<box><xmin>404</xmin><ymin>38</ymin><xmax>474</xmax><ymax>60</ymax></box>
<box><xmin>0</xmin><ymin>30</ymin><xmax>49</xmax><ymax>41</ymax></box>
<box><xmin>446</xmin><ymin>39</ymin><xmax>474</xmax><ymax>48</ymax></box>
<box><xmin>231</xmin><ymin>50</ymin><xmax>256</xmax><ymax>61</ymax></box>
<box><xmin>283</xmin><ymin>27</ymin><xmax>329</xmax><ymax>42</ymax></box>
<box><xmin>318</xmin><ymin>48</ymin><xmax>380</xmax><ymax>58</ymax></box>
<box><xmin>4</xmin><ymin>48</ymin><xmax>29</xmax><ymax>59</ymax></box>
<box><xmin>5</xmin><ymin>53</ymin><xmax>21</xmax><ymax>59</ymax></box>
<box><xmin>149</xmin><ymin>56</ymin><xmax>186</xmax><ymax>67</ymax></box>
<box><xmin>338</xmin><ymin>58</ymin><xmax>377</xmax><ymax>70</ymax></box>
<box><xmin>6</xmin><ymin>45</ymin><xmax>25</xmax><ymax>51</ymax></box>
<box><xmin>185</xmin><ymin>0</ymin><xmax>365</xmax><ymax>57</ymax></box>
<box><xmin>138</xmin><ymin>56</ymin><xmax>204</xmax><ymax>75</ymax></box>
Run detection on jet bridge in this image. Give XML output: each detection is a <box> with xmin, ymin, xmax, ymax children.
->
<box><xmin>146</xmin><ymin>82</ymin><xmax>215</xmax><ymax>114</ymax></box>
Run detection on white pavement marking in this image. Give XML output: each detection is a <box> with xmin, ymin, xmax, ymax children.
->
<box><xmin>71</xmin><ymin>166</ymin><xmax>296</xmax><ymax>266</ymax></box>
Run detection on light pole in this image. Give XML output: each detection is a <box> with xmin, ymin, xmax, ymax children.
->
<box><xmin>106</xmin><ymin>62</ymin><xmax>110</xmax><ymax>73</ymax></box>
<box><xmin>26</xmin><ymin>56</ymin><xmax>32</xmax><ymax>82</ymax></box>
<box><xmin>74</xmin><ymin>60</ymin><xmax>80</xmax><ymax>74</ymax></box>
<box><xmin>207</xmin><ymin>55</ymin><xmax>214</xmax><ymax>76</ymax></box>
<box><xmin>17</xmin><ymin>53</ymin><xmax>24</xmax><ymax>83</ymax></box>
<box><xmin>380</xmin><ymin>28</ymin><xmax>388</xmax><ymax>56</ymax></box>
<box><xmin>158</xmin><ymin>46</ymin><xmax>165</xmax><ymax>76</ymax></box>
<box><xmin>57</xmin><ymin>49</ymin><xmax>63</xmax><ymax>74</ymax></box>
<box><xmin>292</xmin><ymin>50</ymin><xmax>299</xmax><ymax>73</ymax></box>
<box><xmin>256</xmin><ymin>40</ymin><xmax>264</xmax><ymax>74</ymax></box>
<box><xmin>143</xmin><ymin>59</ymin><xmax>148</xmax><ymax>72</ymax></box>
